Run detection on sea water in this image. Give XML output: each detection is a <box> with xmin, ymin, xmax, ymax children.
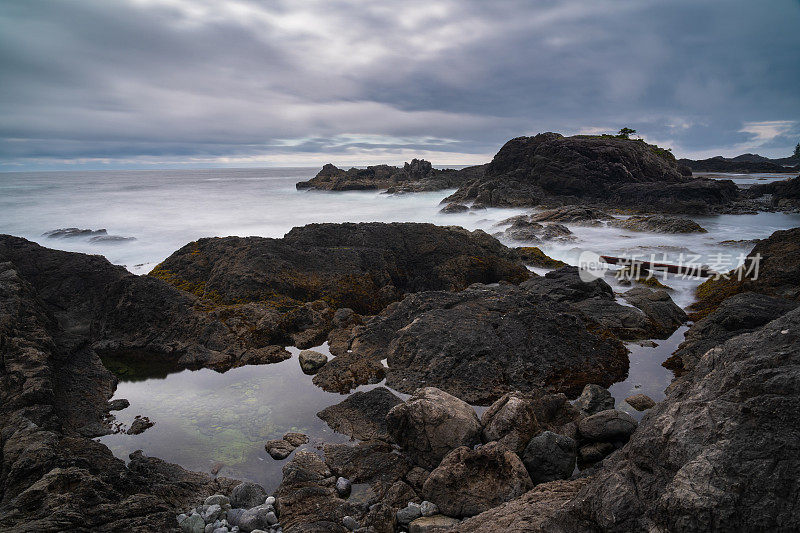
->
<box><xmin>2</xmin><ymin>168</ymin><xmax>798</xmax><ymax>488</ymax></box>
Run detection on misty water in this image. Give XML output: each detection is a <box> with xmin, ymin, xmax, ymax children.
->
<box><xmin>2</xmin><ymin>168</ymin><xmax>798</xmax><ymax>488</ymax></box>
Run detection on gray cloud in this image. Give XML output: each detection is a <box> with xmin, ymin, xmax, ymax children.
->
<box><xmin>1</xmin><ymin>0</ymin><xmax>798</xmax><ymax>170</ymax></box>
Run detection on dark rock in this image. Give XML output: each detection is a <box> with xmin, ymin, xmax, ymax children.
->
<box><xmin>90</xmin><ymin>235</ymin><xmax>136</xmax><ymax>243</ymax></box>
<box><xmin>748</xmin><ymin>175</ymin><xmax>800</xmax><ymax>210</ymax></box>
<box><xmin>668</xmin><ymin>292</ymin><xmax>798</xmax><ymax>373</ymax></box>
<box><xmin>689</xmin><ymin>227</ymin><xmax>800</xmax><ymax>319</ymax></box>
<box><xmin>298</xmin><ymin>349</ymin><xmax>328</xmax><ymax>374</ymax></box>
<box><xmin>283</xmin><ymin>432</ymin><xmax>309</xmax><ymax>447</ymax></box>
<box><xmin>265</xmin><ymin>439</ymin><xmax>296</xmax><ymax>460</ymax></box>
<box><xmin>317</xmin><ymin>387</ymin><xmax>403</xmax><ymax>441</ymax></box>
<box><xmin>127</xmin><ymin>416</ymin><xmax>154</xmax><ymax>435</ymax></box>
<box><xmin>409</xmin><ymin>515</ymin><xmax>460</xmax><ymax>532</ymax></box>
<box><xmin>324</xmin><ymin>440</ymin><xmax>411</xmax><ymax>485</ymax></box>
<box><xmin>336</xmin><ymin>477</ymin><xmax>352</xmax><ymax>498</ymax></box>
<box><xmin>386</xmin><ymin>387</ymin><xmax>481</xmax><ymax>470</ymax></box>
<box><xmin>108</xmin><ymin>398</ymin><xmax>130</xmax><ymax>411</ymax></box>
<box><xmin>325</xmin><ymin>282</ymin><xmax>629</xmax><ymax>403</ymax></box>
<box><xmin>625</xmin><ymin>394</ymin><xmax>656</xmax><ymax>411</ymax></box>
<box><xmin>274</xmin><ymin>451</ymin><xmax>346</xmax><ymax>532</ymax></box>
<box><xmin>576</xmin><ymin>409</ymin><xmax>638</xmax><ymax>443</ymax></box>
<box><xmin>239</xmin><ymin>504</ymin><xmax>277</xmax><ymax>532</ymax></box>
<box><xmin>529</xmin><ymin>206</ymin><xmax>612</xmax><ymax>225</ymax></box>
<box><xmin>397</xmin><ymin>503</ymin><xmax>422</xmax><ymax>524</ymax></box>
<box><xmin>549</xmin><ymin>307</ymin><xmax>800</xmax><ymax>532</ymax></box>
<box><xmin>43</xmin><ymin>227</ymin><xmax>107</xmax><ymax>238</ymax></box>
<box><xmin>480</xmin><ymin>392</ymin><xmax>541</xmax><ymax>454</ymax></box>
<box><xmin>679</xmin><ymin>155</ymin><xmax>796</xmax><ymax>173</ymax></box>
<box><xmin>514</xmin><ymin>247</ymin><xmax>568</xmax><ymax>269</ymax></box>
<box><xmin>440</xmin><ymin>202</ymin><xmax>469</xmax><ymax>214</ymax></box>
<box><xmin>521</xmin><ymin>431</ymin><xmax>577</xmax><ymax>484</ymax></box>
<box><xmin>573</xmin><ymin>384</ymin><xmax>614</xmax><ymax>415</ymax></box>
<box><xmin>608</xmin><ymin>215</ymin><xmax>707</xmax><ymax>233</ymax></box>
<box><xmin>421</xmin><ymin>442</ymin><xmax>533</xmax><ymax>518</ymax></box>
<box><xmin>230</xmin><ymin>482</ymin><xmax>268</xmax><ymax>509</ymax></box>
<box><xmin>443</xmin><ymin>133</ymin><xmax>738</xmax><ymax>213</ymax></box>
<box><xmin>577</xmin><ymin>441</ymin><xmax>616</xmax><ymax>464</ymax></box>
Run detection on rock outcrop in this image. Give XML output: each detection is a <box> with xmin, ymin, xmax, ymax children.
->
<box><xmin>608</xmin><ymin>215</ymin><xmax>707</xmax><ymax>233</ymax></box>
<box><xmin>295</xmin><ymin>159</ymin><xmax>482</xmax><ymax>193</ymax></box>
<box><xmin>317</xmin><ymin>387</ymin><xmax>403</xmax><ymax>441</ymax></box>
<box><xmin>443</xmin><ymin>133</ymin><xmax>739</xmax><ymax>213</ymax></box>
<box><xmin>679</xmin><ymin>154</ymin><xmax>798</xmax><ymax>173</ymax></box>
<box><xmin>748</xmin><ymin>175</ymin><xmax>800</xmax><ymax>211</ymax></box>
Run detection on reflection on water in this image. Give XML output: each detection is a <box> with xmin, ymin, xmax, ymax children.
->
<box><xmin>98</xmin><ymin>345</ymin><xmax>363</xmax><ymax>493</ymax></box>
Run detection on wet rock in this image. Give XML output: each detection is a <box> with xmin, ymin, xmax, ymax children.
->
<box><xmin>336</xmin><ymin>477</ymin><xmax>352</xmax><ymax>498</ymax></box>
<box><xmin>480</xmin><ymin>392</ymin><xmax>541</xmax><ymax>454</ymax></box>
<box><xmin>317</xmin><ymin>387</ymin><xmax>403</xmax><ymax>441</ymax></box>
<box><xmin>265</xmin><ymin>439</ymin><xmax>296</xmax><ymax>460</ymax></box>
<box><xmin>43</xmin><ymin>227</ymin><xmax>108</xmax><ymax>238</ymax></box>
<box><xmin>238</xmin><ymin>505</ymin><xmax>276</xmax><ymax>532</ymax></box>
<box><xmin>283</xmin><ymin>432</ymin><xmax>309</xmax><ymax>447</ymax></box>
<box><xmin>386</xmin><ymin>387</ymin><xmax>482</xmax><ymax>469</ymax></box>
<box><xmin>529</xmin><ymin>206</ymin><xmax>613</xmax><ymax>225</ymax></box>
<box><xmin>422</xmin><ymin>442</ymin><xmax>533</xmax><ymax>518</ymax></box>
<box><xmin>275</xmin><ymin>451</ymin><xmax>345</xmax><ymax>531</ymax></box>
<box><xmin>608</xmin><ymin>215</ymin><xmax>707</xmax><ymax>233</ymax></box>
<box><xmin>577</xmin><ymin>409</ymin><xmax>638</xmax><ymax>443</ymax></box>
<box><xmin>549</xmin><ymin>307</ymin><xmax>800</xmax><ymax>532</ymax></box>
<box><xmin>338</xmin><ymin>283</ymin><xmax>629</xmax><ymax>403</ymax></box>
<box><xmin>625</xmin><ymin>393</ymin><xmax>656</xmax><ymax>411</ymax></box>
<box><xmin>108</xmin><ymin>398</ymin><xmax>130</xmax><ymax>411</ymax></box>
<box><xmin>298</xmin><ymin>349</ymin><xmax>328</xmax><ymax>374</ymax></box>
<box><xmin>621</xmin><ymin>287</ymin><xmax>688</xmax><ymax>336</ymax></box>
<box><xmin>440</xmin><ymin>202</ymin><xmax>469</xmax><ymax>214</ymax></box>
<box><xmin>342</xmin><ymin>515</ymin><xmax>359</xmax><ymax>530</ymax></box>
<box><xmin>514</xmin><ymin>246</ymin><xmax>568</xmax><ymax>269</ymax></box>
<box><xmin>670</xmin><ymin>292</ymin><xmax>798</xmax><ymax>373</ymax></box>
<box><xmin>409</xmin><ymin>515</ymin><xmax>460</xmax><ymax>532</ymax></box>
<box><xmin>324</xmin><ymin>439</ymin><xmax>411</xmax><ymax>485</ymax></box>
<box><xmin>127</xmin><ymin>416</ymin><xmax>154</xmax><ymax>435</ymax></box>
<box><xmin>296</xmin><ymin>159</ymin><xmax>473</xmax><ymax>192</ymax></box>
<box><xmin>90</xmin><ymin>234</ymin><xmax>136</xmax><ymax>243</ymax></box>
<box><xmin>521</xmin><ymin>431</ymin><xmax>577</xmax><ymax>484</ymax></box>
<box><xmin>573</xmin><ymin>384</ymin><xmax>615</xmax><ymax>415</ymax></box>
<box><xmin>230</xmin><ymin>482</ymin><xmax>268</xmax><ymax>509</ymax></box>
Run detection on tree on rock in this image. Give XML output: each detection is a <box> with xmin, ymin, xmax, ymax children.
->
<box><xmin>617</xmin><ymin>127</ymin><xmax>637</xmax><ymax>139</ymax></box>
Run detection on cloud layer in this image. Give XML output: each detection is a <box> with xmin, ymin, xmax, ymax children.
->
<box><xmin>1</xmin><ymin>0</ymin><xmax>798</xmax><ymax>169</ymax></box>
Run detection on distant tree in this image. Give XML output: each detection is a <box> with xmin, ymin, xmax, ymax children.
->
<box><xmin>794</xmin><ymin>142</ymin><xmax>800</xmax><ymax>159</ymax></box>
<box><xmin>618</xmin><ymin>127</ymin><xmax>637</xmax><ymax>139</ymax></box>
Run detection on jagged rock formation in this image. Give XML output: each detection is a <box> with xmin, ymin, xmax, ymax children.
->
<box><xmin>295</xmin><ymin>159</ymin><xmax>483</xmax><ymax>192</ymax></box>
<box><xmin>679</xmin><ymin>154</ymin><xmax>798</xmax><ymax>173</ymax></box>
<box><xmin>747</xmin><ymin>174</ymin><xmax>800</xmax><ymax>210</ymax></box>
<box><xmin>443</xmin><ymin>133</ymin><xmax>739</xmax><ymax>213</ymax></box>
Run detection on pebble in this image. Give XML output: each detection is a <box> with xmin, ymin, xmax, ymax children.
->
<box><xmin>396</xmin><ymin>503</ymin><xmax>422</xmax><ymax>524</ymax></box>
<box><xmin>181</xmin><ymin>513</ymin><xmax>205</xmax><ymax>533</ymax></box>
<box><xmin>202</xmin><ymin>504</ymin><xmax>223</xmax><ymax>523</ymax></box>
<box><xmin>342</xmin><ymin>515</ymin><xmax>358</xmax><ymax>531</ymax></box>
<box><xmin>265</xmin><ymin>496</ymin><xmax>276</xmax><ymax>506</ymax></box>
<box><xmin>205</xmin><ymin>494</ymin><xmax>231</xmax><ymax>507</ymax></box>
<box><xmin>335</xmin><ymin>476</ymin><xmax>352</xmax><ymax>498</ymax></box>
<box><xmin>419</xmin><ymin>501</ymin><xmax>438</xmax><ymax>517</ymax></box>
<box><xmin>266</xmin><ymin>511</ymin><xmax>278</xmax><ymax>525</ymax></box>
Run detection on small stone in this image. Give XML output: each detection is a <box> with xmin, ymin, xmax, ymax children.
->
<box><xmin>265</xmin><ymin>439</ymin><xmax>295</xmax><ymax>460</ymax></box>
<box><xmin>264</xmin><ymin>496</ymin><xmax>275</xmax><ymax>506</ymax></box>
<box><xmin>127</xmin><ymin>416</ymin><xmax>154</xmax><ymax>435</ymax></box>
<box><xmin>177</xmin><ymin>513</ymin><xmax>188</xmax><ymax>524</ymax></box>
<box><xmin>265</xmin><ymin>511</ymin><xmax>278</xmax><ymax>525</ymax></box>
<box><xmin>282</xmin><ymin>432</ymin><xmax>308</xmax><ymax>447</ymax></box>
<box><xmin>213</xmin><ymin>528</ymin><xmax>229</xmax><ymax>533</ymax></box>
<box><xmin>203</xmin><ymin>504</ymin><xmax>223</xmax><ymax>523</ymax></box>
<box><xmin>335</xmin><ymin>476</ymin><xmax>352</xmax><ymax>498</ymax></box>
<box><xmin>298</xmin><ymin>349</ymin><xmax>328</xmax><ymax>374</ymax></box>
<box><xmin>342</xmin><ymin>515</ymin><xmax>359</xmax><ymax>531</ymax></box>
<box><xmin>230</xmin><ymin>482</ymin><xmax>268</xmax><ymax>509</ymax></box>
<box><xmin>205</xmin><ymin>494</ymin><xmax>231</xmax><ymax>507</ymax></box>
<box><xmin>397</xmin><ymin>503</ymin><xmax>422</xmax><ymax>524</ymax></box>
<box><xmin>205</xmin><ymin>524</ymin><xmax>215</xmax><ymax>533</ymax></box>
<box><xmin>419</xmin><ymin>501</ymin><xmax>438</xmax><ymax>517</ymax></box>
<box><xmin>226</xmin><ymin>509</ymin><xmax>245</xmax><ymax>527</ymax></box>
<box><xmin>108</xmin><ymin>398</ymin><xmax>130</xmax><ymax>411</ymax></box>
<box><xmin>239</xmin><ymin>505</ymin><xmax>275</xmax><ymax>532</ymax></box>
<box><xmin>181</xmin><ymin>513</ymin><xmax>205</xmax><ymax>533</ymax></box>
<box><xmin>625</xmin><ymin>393</ymin><xmax>656</xmax><ymax>411</ymax></box>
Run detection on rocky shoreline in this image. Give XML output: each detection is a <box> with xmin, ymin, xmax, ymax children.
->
<box><xmin>2</xmin><ymin>135</ymin><xmax>800</xmax><ymax>531</ymax></box>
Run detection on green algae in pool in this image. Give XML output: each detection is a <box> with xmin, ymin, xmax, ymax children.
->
<box><xmin>98</xmin><ymin>345</ymin><xmax>356</xmax><ymax>493</ymax></box>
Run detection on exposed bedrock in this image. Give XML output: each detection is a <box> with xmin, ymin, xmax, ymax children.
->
<box><xmin>315</xmin><ymin>267</ymin><xmax>685</xmax><ymax>403</ymax></box>
<box><xmin>443</xmin><ymin>133</ymin><xmax>739</xmax><ymax>213</ymax></box>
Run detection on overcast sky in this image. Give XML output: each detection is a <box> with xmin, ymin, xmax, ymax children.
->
<box><xmin>1</xmin><ymin>0</ymin><xmax>799</xmax><ymax>170</ymax></box>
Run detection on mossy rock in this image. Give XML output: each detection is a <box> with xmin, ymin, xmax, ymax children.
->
<box><xmin>516</xmin><ymin>247</ymin><xmax>568</xmax><ymax>269</ymax></box>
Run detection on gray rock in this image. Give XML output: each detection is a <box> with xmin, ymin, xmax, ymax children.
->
<box><xmin>440</xmin><ymin>202</ymin><xmax>469</xmax><ymax>213</ymax></box>
<box><xmin>212</xmin><ymin>528</ymin><xmax>230</xmax><ymax>533</ymax></box>
<box><xmin>409</xmin><ymin>515</ymin><xmax>461</xmax><ymax>532</ymax></box>
<box><xmin>298</xmin><ymin>349</ymin><xmax>328</xmax><ymax>374</ymax></box>
<box><xmin>577</xmin><ymin>409</ymin><xmax>638</xmax><ymax>442</ymax></box>
<box><xmin>386</xmin><ymin>387</ymin><xmax>482</xmax><ymax>469</ymax></box>
<box><xmin>625</xmin><ymin>393</ymin><xmax>656</xmax><ymax>411</ymax></box>
<box><xmin>522</xmin><ymin>430</ymin><xmax>577</xmax><ymax>484</ymax></box>
<box><xmin>181</xmin><ymin>513</ymin><xmax>206</xmax><ymax>533</ymax></box>
<box><xmin>480</xmin><ymin>392</ymin><xmax>541</xmax><ymax>454</ymax></box>
<box><xmin>177</xmin><ymin>513</ymin><xmax>188</xmax><ymax>524</ymax></box>
<box><xmin>419</xmin><ymin>501</ymin><xmax>438</xmax><ymax>517</ymax></box>
<box><xmin>226</xmin><ymin>509</ymin><xmax>245</xmax><ymax>527</ymax></box>
<box><xmin>608</xmin><ymin>215</ymin><xmax>707</xmax><ymax>233</ymax></box>
<box><xmin>397</xmin><ymin>503</ymin><xmax>423</xmax><ymax>524</ymax></box>
<box><xmin>230</xmin><ymin>482</ymin><xmax>268</xmax><ymax>509</ymax></box>
<box><xmin>422</xmin><ymin>442</ymin><xmax>533</xmax><ymax>518</ymax></box>
<box><xmin>265</xmin><ymin>439</ymin><xmax>295</xmax><ymax>460</ymax></box>
<box><xmin>335</xmin><ymin>476</ymin><xmax>352</xmax><ymax>498</ymax></box>
<box><xmin>342</xmin><ymin>515</ymin><xmax>358</xmax><ymax>531</ymax></box>
<box><xmin>574</xmin><ymin>384</ymin><xmax>615</xmax><ymax>415</ymax></box>
<box><xmin>202</xmin><ymin>504</ymin><xmax>223</xmax><ymax>523</ymax></box>
<box><xmin>264</xmin><ymin>496</ymin><xmax>275</xmax><ymax>506</ymax></box>
<box><xmin>204</xmin><ymin>494</ymin><xmax>231</xmax><ymax>507</ymax></box>
<box><xmin>238</xmin><ymin>505</ymin><xmax>275</xmax><ymax>532</ymax></box>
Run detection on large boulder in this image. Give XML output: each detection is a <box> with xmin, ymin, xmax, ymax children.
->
<box><xmin>577</xmin><ymin>409</ymin><xmax>638</xmax><ymax>443</ymax></box>
<box><xmin>386</xmin><ymin>388</ymin><xmax>482</xmax><ymax>469</ymax></box>
<box><xmin>317</xmin><ymin>387</ymin><xmax>404</xmax><ymax>441</ymax></box>
<box><xmin>480</xmin><ymin>392</ymin><xmax>541</xmax><ymax>454</ymax></box>
<box><xmin>608</xmin><ymin>215</ymin><xmax>707</xmax><ymax>233</ymax></box>
<box><xmin>443</xmin><ymin>133</ymin><xmax>738</xmax><ymax>213</ymax></box>
<box><xmin>421</xmin><ymin>442</ymin><xmax>533</xmax><ymax>518</ymax></box>
<box><xmin>317</xmin><ymin>280</ymin><xmax>631</xmax><ymax>403</ymax></box>
<box><xmin>573</xmin><ymin>384</ymin><xmax>614</xmax><ymax>416</ymax></box>
<box><xmin>521</xmin><ymin>431</ymin><xmax>577</xmax><ymax>485</ymax></box>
